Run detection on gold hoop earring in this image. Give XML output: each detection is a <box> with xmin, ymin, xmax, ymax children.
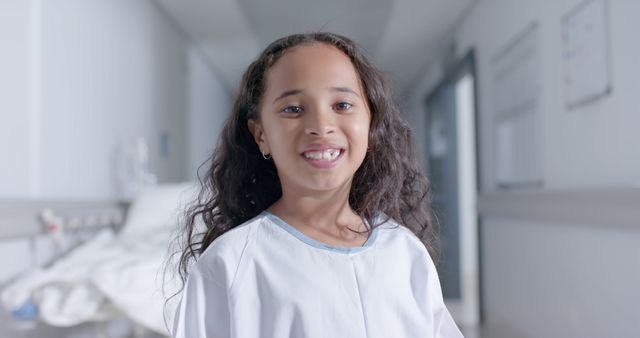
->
<box><xmin>262</xmin><ymin>152</ymin><xmax>271</xmax><ymax>160</ymax></box>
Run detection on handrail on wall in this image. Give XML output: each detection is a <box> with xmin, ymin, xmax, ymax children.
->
<box><xmin>477</xmin><ymin>186</ymin><xmax>640</xmax><ymax>229</ymax></box>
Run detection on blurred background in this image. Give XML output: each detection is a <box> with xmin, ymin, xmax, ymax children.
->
<box><xmin>1</xmin><ymin>0</ymin><xmax>639</xmax><ymax>337</ymax></box>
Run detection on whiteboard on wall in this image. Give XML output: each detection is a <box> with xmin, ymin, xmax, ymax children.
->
<box><xmin>491</xmin><ymin>23</ymin><xmax>543</xmax><ymax>189</ymax></box>
<box><xmin>562</xmin><ymin>0</ymin><xmax>612</xmax><ymax>108</ymax></box>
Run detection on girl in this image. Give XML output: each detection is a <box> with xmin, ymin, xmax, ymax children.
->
<box><xmin>171</xmin><ymin>32</ymin><xmax>463</xmax><ymax>338</ymax></box>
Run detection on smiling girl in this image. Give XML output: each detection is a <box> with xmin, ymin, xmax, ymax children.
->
<box><xmin>171</xmin><ymin>32</ymin><xmax>463</xmax><ymax>338</ymax></box>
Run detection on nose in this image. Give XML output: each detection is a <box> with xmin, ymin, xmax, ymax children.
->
<box><xmin>304</xmin><ymin>107</ymin><xmax>336</xmax><ymax>136</ymax></box>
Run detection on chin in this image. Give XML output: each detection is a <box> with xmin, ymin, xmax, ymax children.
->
<box><xmin>294</xmin><ymin>176</ymin><xmax>352</xmax><ymax>193</ymax></box>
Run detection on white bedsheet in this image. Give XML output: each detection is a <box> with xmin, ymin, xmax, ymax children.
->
<box><xmin>1</xmin><ymin>182</ymin><xmax>194</xmax><ymax>336</ymax></box>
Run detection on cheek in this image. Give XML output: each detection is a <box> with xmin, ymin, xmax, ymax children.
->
<box><xmin>347</xmin><ymin>123</ymin><xmax>370</xmax><ymax>155</ymax></box>
<box><xmin>261</xmin><ymin>120</ymin><xmax>284</xmax><ymax>145</ymax></box>
<box><xmin>355</xmin><ymin>116</ymin><xmax>371</xmax><ymax>143</ymax></box>
<box><xmin>263</xmin><ymin>123</ymin><xmax>298</xmax><ymax>159</ymax></box>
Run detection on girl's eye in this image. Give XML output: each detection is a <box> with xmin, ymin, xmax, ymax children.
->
<box><xmin>282</xmin><ymin>106</ymin><xmax>302</xmax><ymax>114</ymax></box>
<box><xmin>335</xmin><ymin>102</ymin><xmax>353</xmax><ymax>111</ymax></box>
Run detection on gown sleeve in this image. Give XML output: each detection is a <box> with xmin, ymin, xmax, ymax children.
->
<box><xmin>425</xmin><ymin>255</ymin><xmax>465</xmax><ymax>338</ymax></box>
<box><xmin>172</xmin><ymin>265</ymin><xmax>231</xmax><ymax>338</ymax></box>
<box><xmin>433</xmin><ymin>302</ymin><xmax>465</xmax><ymax>338</ymax></box>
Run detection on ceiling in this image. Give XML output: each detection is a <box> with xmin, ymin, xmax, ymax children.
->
<box><xmin>155</xmin><ymin>0</ymin><xmax>475</xmax><ymax>96</ymax></box>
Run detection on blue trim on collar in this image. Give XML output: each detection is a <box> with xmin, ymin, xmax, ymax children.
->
<box><xmin>260</xmin><ymin>210</ymin><xmax>379</xmax><ymax>254</ymax></box>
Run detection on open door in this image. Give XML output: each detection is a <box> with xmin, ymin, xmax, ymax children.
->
<box><xmin>424</xmin><ymin>51</ymin><xmax>481</xmax><ymax>329</ymax></box>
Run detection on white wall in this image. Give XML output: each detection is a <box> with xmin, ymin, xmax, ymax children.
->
<box><xmin>38</xmin><ymin>0</ymin><xmax>190</xmax><ymax>199</ymax></box>
<box><xmin>187</xmin><ymin>49</ymin><xmax>231</xmax><ymax>180</ymax></box>
<box><xmin>0</xmin><ymin>0</ymin><xmax>233</xmax><ymax>201</ymax></box>
<box><xmin>455</xmin><ymin>0</ymin><xmax>640</xmax><ymax>192</ymax></box>
<box><xmin>0</xmin><ymin>0</ymin><xmax>38</xmax><ymax>198</ymax></box>
<box><xmin>481</xmin><ymin>216</ymin><xmax>640</xmax><ymax>338</ymax></box>
<box><xmin>407</xmin><ymin>0</ymin><xmax>640</xmax><ymax>336</ymax></box>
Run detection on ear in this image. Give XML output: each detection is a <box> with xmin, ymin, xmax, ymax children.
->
<box><xmin>247</xmin><ymin>118</ymin><xmax>270</xmax><ymax>155</ymax></box>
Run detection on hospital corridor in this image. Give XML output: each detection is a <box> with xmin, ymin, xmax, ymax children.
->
<box><xmin>1</xmin><ymin>0</ymin><xmax>639</xmax><ymax>337</ymax></box>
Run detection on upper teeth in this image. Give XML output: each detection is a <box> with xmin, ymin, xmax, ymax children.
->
<box><xmin>304</xmin><ymin>149</ymin><xmax>341</xmax><ymax>161</ymax></box>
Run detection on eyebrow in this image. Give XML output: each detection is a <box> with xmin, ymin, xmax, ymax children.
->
<box><xmin>272</xmin><ymin>86</ymin><xmax>361</xmax><ymax>104</ymax></box>
<box><xmin>272</xmin><ymin>89</ymin><xmax>303</xmax><ymax>104</ymax></box>
<box><xmin>330</xmin><ymin>86</ymin><xmax>360</xmax><ymax>98</ymax></box>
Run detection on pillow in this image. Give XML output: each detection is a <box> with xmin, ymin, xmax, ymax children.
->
<box><xmin>118</xmin><ymin>182</ymin><xmax>199</xmax><ymax>239</ymax></box>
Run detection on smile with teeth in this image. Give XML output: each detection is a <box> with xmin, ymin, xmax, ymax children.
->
<box><xmin>303</xmin><ymin>149</ymin><xmax>341</xmax><ymax>161</ymax></box>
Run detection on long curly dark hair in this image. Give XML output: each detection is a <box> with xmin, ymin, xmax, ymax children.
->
<box><xmin>175</xmin><ymin>32</ymin><xmax>438</xmax><ymax>287</ymax></box>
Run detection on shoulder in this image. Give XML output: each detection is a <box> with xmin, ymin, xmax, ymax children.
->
<box><xmin>373</xmin><ymin>213</ymin><xmax>421</xmax><ymax>241</ymax></box>
<box><xmin>372</xmin><ymin>215</ymin><xmax>442</xmax><ymax>286</ymax></box>
<box><xmin>190</xmin><ymin>213</ymin><xmax>263</xmax><ymax>287</ymax></box>
<box><xmin>373</xmin><ymin>214</ymin><xmax>435</xmax><ymax>262</ymax></box>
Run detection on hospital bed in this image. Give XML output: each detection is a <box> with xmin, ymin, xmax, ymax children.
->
<box><xmin>1</xmin><ymin>182</ymin><xmax>196</xmax><ymax>337</ymax></box>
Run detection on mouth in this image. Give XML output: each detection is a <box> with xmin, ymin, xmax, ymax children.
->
<box><xmin>300</xmin><ymin>148</ymin><xmax>345</xmax><ymax>168</ymax></box>
<box><xmin>301</xmin><ymin>148</ymin><xmax>343</xmax><ymax>160</ymax></box>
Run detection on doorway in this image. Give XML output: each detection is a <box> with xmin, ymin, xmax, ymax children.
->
<box><xmin>424</xmin><ymin>51</ymin><xmax>481</xmax><ymax>328</ymax></box>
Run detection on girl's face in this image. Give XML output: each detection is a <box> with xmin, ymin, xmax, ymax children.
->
<box><xmin>249</xmin><ymin>43</ymin><xmax>371</xmax><ymax>194</ymax></box>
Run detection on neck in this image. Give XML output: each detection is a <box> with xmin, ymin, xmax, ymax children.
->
<box><xmin>267</xmin><ymin>180</ymin><xmax>362</xmax><ymax>231</ymax></box>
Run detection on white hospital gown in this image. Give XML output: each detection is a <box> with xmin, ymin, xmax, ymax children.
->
<box><xmin>172</xmin><ymin>211</ymin><xmax>464</xmax><ymax>338</ymax></box>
